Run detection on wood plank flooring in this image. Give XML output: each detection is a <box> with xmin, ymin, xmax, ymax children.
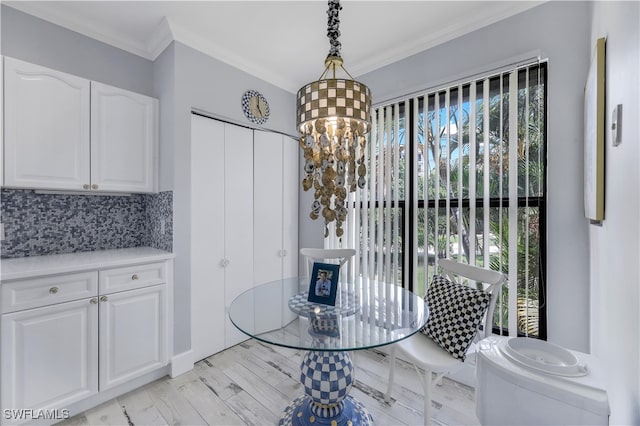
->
<box><xmin>59</xmin><ymin>339</ymin><xmax>480</xmax><ymax>426</ymax></box>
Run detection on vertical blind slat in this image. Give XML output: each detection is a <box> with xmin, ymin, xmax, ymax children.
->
<box><xmin>444</xmin><ymin>89</ymin><xmax>451</xmax><ymax>260</ymax></box>
<box><xmin>369</xmin><ymin>110</ymin><xmax>378</xmax><ymax>280</ymax></box>
<box><xmin>508</xmin><ymin>71</ymin><xmax>519</xmax><ymax>336</ymax></box>
<box><xmin>377</xmin><ymin>108</ymin><xmax>385</xmax><ymax>281</ymax></box>
<box><xmin>411</xmin><ymin>98</ymin><xmax>418</xmax><ymax>291</ymax></box>
<box><xmin>457</xmin><ymin>85</ymin><xmax>463</xmax><ymax>261</ymax></box>
<box><xmin>384</xmin><ymin>106</ymin><xmax>393</xmax><ymax>284</ymax></box>
<box><xmin>469</xmin><ymin>82</ymin><xmax>477</xmax><ymax>267</ymax></box>
<box><xmin>434</xmin><ymin>94</ymin><xmax>441</xmax><ymax>272</ymax></box>
<box><xmin>393</xmin><ymin>104</ymin><xmax>400</xmax><ymax>286</ymax></box>
<box><xmin>422</xmin><ymin>95</ymin><xmax>430</xmax><ymax>293</ymax></box>
<box><xmin>482</xmin><ymin>79</ymin><xmax>490</xmax><ymax>270</ymax></box>
<box><xmin>524</xmin><ymin>68</ymin><xmax>531</xmax><ymax>336</ymax></box>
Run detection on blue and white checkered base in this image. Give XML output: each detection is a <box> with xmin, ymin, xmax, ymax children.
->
<box><xmin>278</xmin><ymin>350</ymin><xmax>373</xmax><ymax>426</ymax></box>
<box><xmin>279</xmin><ymin>395</ymin><xmax>373</xmax><ymax>426</ymax></box>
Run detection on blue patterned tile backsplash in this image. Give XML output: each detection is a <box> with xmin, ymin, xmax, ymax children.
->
<box><xmin>1</xmin><ymin>189</ymin><xmax>173</xmax><ymax>258</ymax></box>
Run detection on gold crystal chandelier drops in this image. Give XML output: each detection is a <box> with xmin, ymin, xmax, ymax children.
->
<box><xmin>296</xmin><ymin>0</ymin><xmax>372</xmax><ymax>238</ymax></box>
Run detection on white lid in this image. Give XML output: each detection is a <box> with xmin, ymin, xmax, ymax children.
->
<box><xmin>477</xmin><ymin>337</ymin><xmax>610</xmax><ymax>416</ymax></box>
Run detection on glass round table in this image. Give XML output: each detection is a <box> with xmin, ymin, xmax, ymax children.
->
<box><xmin>229</xmin><ymin>276</ymin><xmax>429</xmax><ymax>426</ymax></box>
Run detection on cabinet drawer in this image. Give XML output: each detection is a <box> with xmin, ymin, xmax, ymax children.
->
<box><xmin>100</xmin><ymin>262</ymin><xmax>166</xmax><ymax>294</ymax></box>
<box><xmin>1</xmin><ymin>271</ymin><xmax>99</xmax><ymax>314</ymax></box>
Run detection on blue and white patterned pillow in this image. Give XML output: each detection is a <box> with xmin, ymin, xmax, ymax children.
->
<box><xmin>422</xmin><ymin>274</ymin><xmax>491</xmax><ymax>361</ymax></box>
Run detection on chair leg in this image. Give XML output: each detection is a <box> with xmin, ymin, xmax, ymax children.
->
<box><xmin>385</xmin><ymin>346</ymin><xmax>397</xmax><ymax>403</ymax></box>
<box><xmin>421</xmin><ymin>368</ymin><xmax>433</xmax><ymax>426</ymax></box>
<box><xmin>435</xmin><ymin>373</ymin><xmax>444</xmax><ymax>387</ymax></box>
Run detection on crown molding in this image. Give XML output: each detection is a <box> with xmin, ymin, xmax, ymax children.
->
<box><xmin>147</xmin><ymin>16</ymin><xmax>174</xmax><ymax>60</ymax></box>
<box><xmin>4</xmin><ymin>2</ymin><xmax>156</xmax><ymax>60</ymax></box>
<box><xmin>168</xmin><ymin>20</ymin><xmax>299</xmax><ymax>93</ymax></box>
<box><xmin>349</xmin><ymin>1</ymin><xmax>545</xmax><ymax>77</ymax></box>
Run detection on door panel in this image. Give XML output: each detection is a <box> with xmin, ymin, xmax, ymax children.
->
<box><xmin>224</xmin><ymin>124</ymin><xmax>254</xmax><ymax>348</ymax></box>
<box><xmin>91</xmin><ymin>82</ymin><xmax>157</xmax><ymax>193</ymax></box>
<box><xmin>99</xmin><ymin>285</ymin><xmax>166</xmax><ymax>390</ymax></box>
<box><xmin>190</xmin><ymin>115</ymin><xmax>226</xmax><ymax>361</ymax></box>
<box><xmin>0</xmin><ymin>298</ymin><xmax>98</xmax><ymax>410</ymax></box>
<box><xmin>4</xmin><ymin>57</ymin><xmax>90</xmax><ymax>190</ymax></box>
<box><xmin>253</xmin><ymin>131</ymin><xmax>284</xmax><ymax>284</ymax></box>
<box><xmin>283</xmin><ymin>136</ymin><xmax>300</xmax><ymax>279</ymax></box>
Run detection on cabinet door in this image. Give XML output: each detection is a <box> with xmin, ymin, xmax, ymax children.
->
<box><xmin>190</xmin><ymin>115</ymin><xmax>226</xmax><ymax>361</ymax></box>
<box><xmin>99</xmin><ymin>285</ymin><xmax>167</xmax><ymax>391</ymax></box>
<box><xmin>4</xmin><ymin>57</ymin><xmax>90</xmax><ymax>190</ymax></box>
<box><xmin>224</xmin><ymin>124</ymin><xmax>254</xmax><ymax>348</ymax></box>
<box><xmin>1</xmin><ymin>298</ymin><xmax>98</xmax><ymax>411</ymax></box>
<box><xmin>91</xmin><ymin>82</ymin><xmax>158</xmax><ymax>193</ymax></box>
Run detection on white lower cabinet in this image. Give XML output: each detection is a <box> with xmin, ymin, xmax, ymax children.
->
<box><xmin>0</xmin><ymin>298</ymin><xmax>99</xmax><ymax>411</ymax></box>
<box><xmin>0</xmin><ymin>250</ymin><xmax>173</xmax><ymax>423</ymax></box>
<box><xmin>99</xmin><ymin>284</ymin><xmax>167</xmax><ymax>391</ymax></box>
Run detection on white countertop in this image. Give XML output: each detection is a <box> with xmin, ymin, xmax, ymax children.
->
<box><xmin>1</xmin><ymin>247</ymin><xmax>175</xmax><ymax>281</ymax></box>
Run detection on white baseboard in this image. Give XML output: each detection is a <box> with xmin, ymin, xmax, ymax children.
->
<box><xmin>170</xmin><ymin>349</ymin><xmax>194</xmax><ymax>378</ymax></box>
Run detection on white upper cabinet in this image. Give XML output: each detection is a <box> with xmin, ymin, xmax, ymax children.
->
<box><xmin>4</xmin><ymin>57</ymin><xmax>91</xmax><ymax>190</ymax></box>
<box><xmin>3</xmin><ymin>57</ymin><xmax>158</xmax><ymax>193</ymax></box>
<box><xmin>91</xmin><ymin>82</ymin><xmax>158</xmax><ymax>193</ymax></box>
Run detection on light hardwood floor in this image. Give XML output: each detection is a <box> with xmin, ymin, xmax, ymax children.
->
<box><xmin>59</xmin><ymin>339</ymin><xmax>480</xmax><ymax>426</ymax></box>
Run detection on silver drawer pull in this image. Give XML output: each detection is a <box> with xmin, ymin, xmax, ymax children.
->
<box><xmin>91</xmin><ymin>184</ymin><xmax>99</xmax><ymax>190</ymax></box>
<box><xmin>90</xmin><ymin>298</ymin><xmax>98</xmax><ymax>304</ymax></box>
<box><xmin>49</xmin><ymin>287</ymin><xmax>59</xmax><ymax>294</ymax></box>
<box><xmin>100</xmin><ymin>296</ymin><xmax>108</xmax><ymax>302</ymax></box>
<box><xmin>131</xmin><ymin>274</ymin><xmax>139</xmax><ymax>280</ymax></box>
<box><xmin>83</xmin><ymin>184</ymin><xmax>90</xmax><ymax>190</ymax></box>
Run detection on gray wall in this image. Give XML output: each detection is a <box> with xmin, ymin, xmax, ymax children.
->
<box><xmin>156</xmin><ymin>41</ymin><xmax>297</xmax><ymax>354</ymax></box>
<box><xmin>303</xmin><ymin>1</ymin><xmax>593</xmax><ymax>352</ymax></box>
<box><xmin>588</xmin><ymin>2</ymin><xmax>640</xmax><ymax>424</ymax></box>
<box><xmin>0</xmin><ymin>4</ymin><xmax>299</xmax><ymax>357</ymax></box>
<box><xmin>1</xmin><ymin>5</ymin><xmax>153</xmax><ymax>96</ymax></box>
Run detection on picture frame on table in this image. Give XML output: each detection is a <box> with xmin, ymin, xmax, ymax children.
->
<box><xmin>307</xmin><ymin>262</ymin><xmax>340</xmax><ymax>306</ymax></box>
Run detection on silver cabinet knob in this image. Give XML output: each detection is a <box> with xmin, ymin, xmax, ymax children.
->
<box><xmin>100</xmin><ymin>296</ymin><xmax>108</xmax><ymax>302</ymax></box>
<box><xmin>283</xmin><ymin>250</ymin><xmax>288</xmax><ymax>257</ymax></box>
<box><xmin>49</xmin><ymin>287</ymin><xmax>59</xmax><ymax>294</ymax></box>
<box><xmin>83</xmin><ymin>184</ymin><xmax>90</xmax><ymax>190</ymax></box>
<box><xmin>131</xmin><ymin>274</ymin><xmax>139</xmax><ymax>280</ymax></box>
<box><xmin>90</xmin><ymin>298</ymin><xmax>98</xmax><ymax>304</ymax></box>
<box><xmin>91</xmin><ymin>184</ymin><xmax>99</xmax><ymax>190</ymax></box>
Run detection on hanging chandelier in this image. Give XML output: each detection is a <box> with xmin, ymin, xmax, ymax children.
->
<box><xmin>297</xmin><ymin>0</ymin><xmax>372</xmax><ymax>238</ymax></box>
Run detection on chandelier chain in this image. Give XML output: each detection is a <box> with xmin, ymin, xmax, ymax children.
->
<box><xmin>326</xmin><ymin>0</ymin><xmax>342</xmax><ymax>58</ymax></box>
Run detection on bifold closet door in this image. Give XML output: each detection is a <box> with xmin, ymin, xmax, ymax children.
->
<box><xmin>223</xmin><ymin>124</ymin><xmax>254</xmax><ymax>348</ymax></box>
<box><xmin>253</xmin><ymin>131</ymin><xmax>299</xmax><ymax>331</ymax></box>
<box><xmin>191</xmin><ymin>114</ymin><xmax>226</xmax><ymax>362</ymax></box>
<box><xmin>191</xmin><ymin>114</ymin><xmax>254</xmax><ymax>361</ymax></box>
<box><xmin>253</xmin><ymin>131</ymin><xmax>284</xmax><ymax>285</ymax></box>
<box><xmin>282</xmin><ymin>135</ymin><xmax>299</xmax><ymax>279</ymax></box>
<box><xmin>254</xmin><ymin>131</ymin><xmax>299</xmax><ymax>284</ymax></box>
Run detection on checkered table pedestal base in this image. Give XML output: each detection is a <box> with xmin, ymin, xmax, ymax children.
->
<box><xmin>278</xmin><ymin>351</ymin><xmax>373</xmax><ymax>426</ymax></box>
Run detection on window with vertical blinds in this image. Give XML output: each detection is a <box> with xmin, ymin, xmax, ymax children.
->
<box><xmin>333</xmin><ymin>62</ymin><xmax>547</xmax><ymax>338</ymax></box>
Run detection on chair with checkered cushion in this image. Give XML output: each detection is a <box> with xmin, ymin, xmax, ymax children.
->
<box><xmin>385</xmin><ymin>258</ymin><xmax>506</xmax><ymax>426</ymax></box>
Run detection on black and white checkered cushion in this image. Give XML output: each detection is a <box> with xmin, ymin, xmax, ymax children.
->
<box><xmin>422</xmin><ymin>274</ymin><xmax>491</xmax><ymax>361</ymax></box>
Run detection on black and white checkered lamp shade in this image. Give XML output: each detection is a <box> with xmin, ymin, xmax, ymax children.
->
<box><xmin>296</xmin><ymin>78</ymin><xmax>371</xmax><ymax>133</ymax></box>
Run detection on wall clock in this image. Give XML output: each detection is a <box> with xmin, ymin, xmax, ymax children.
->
<box><xmin>242</xmin><ymin>90</ymin><xmax>270</xmax><ymax>125</ymax></box>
